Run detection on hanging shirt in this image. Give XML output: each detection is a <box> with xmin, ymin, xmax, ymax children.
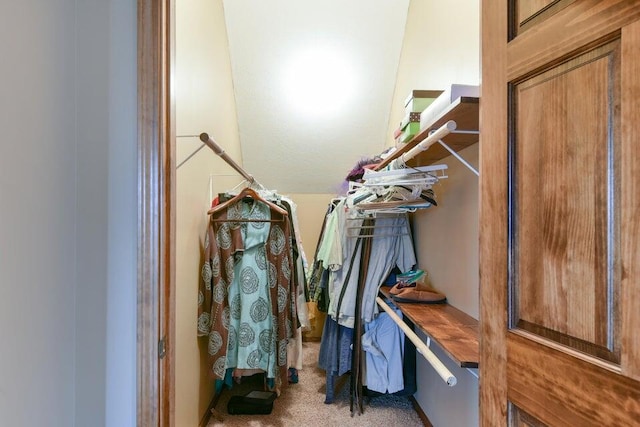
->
<box><xmin>362</xmin><ymin>308</ymin><xmax>405</xmax><ymax>394</ymax></box>
<box><xmin>360</xmin><ymin>215</ymin><xmax>416</xmax><ymax>323</ymax></box>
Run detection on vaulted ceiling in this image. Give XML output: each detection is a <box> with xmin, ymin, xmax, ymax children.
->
<box><xmin>222</xmin><ymin>0</ymin><xmax>409</xmax><ymax>193</ymax></box>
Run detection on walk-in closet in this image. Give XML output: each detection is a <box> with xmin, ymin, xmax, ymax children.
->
<box><xmin>175</xmin><ymin>1</ymin><xmax>479</xmax><ymax>425</ymax></box>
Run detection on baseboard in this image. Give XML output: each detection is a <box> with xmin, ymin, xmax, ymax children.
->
<box><xmin>199</xmin><ymin>390</ymin><xmax>223</xmax><ymax>427</ymax></box>
<box><xmin>410</xmin><ymin>396</ymin><xmax>434</xmax><ymax>427</ymax></box>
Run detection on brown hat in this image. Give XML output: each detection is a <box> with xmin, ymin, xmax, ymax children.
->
<box><xmin>388</xmin><ymin>282</ymin><xmax>417</xmax><ymax>295</ymax></box>
<box><xmin>392</xmin><ymin>288</ymin><xmax>446</xmax><ymax>304</ymax></box>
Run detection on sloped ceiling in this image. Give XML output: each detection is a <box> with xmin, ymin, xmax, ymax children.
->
<box><xmin>223</xmin><ymin>0</ymin><xmax>409</xmax><ymax>194</ymax></box>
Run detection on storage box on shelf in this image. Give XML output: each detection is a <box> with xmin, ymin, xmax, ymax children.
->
<box><xmin>394</xmin><ymin>90</ymin><xmax>444</xmax><ymax>144</ymax></box>
<box><xmin>404</xmin><ymin>89</ymin><xmax>443</xmax><ymax>114</ymax></box>
<box><xmin>399</xmin><ymin>112</ymin><xmax>421</xmax><ymax>143</ymax></box>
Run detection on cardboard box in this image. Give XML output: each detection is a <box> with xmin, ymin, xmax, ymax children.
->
<box><xmin>404</xmin><ymin>90</ymin><xmax>443</xmax><ymax>113</ymax></box>
<box><xmin>400</xmin><ymin>112</ymin><xmax>421</xmax><ymax>130</ymax></box>
<box><xmin>400</xmin><ymin>122</ymin><xmax>421</xmax><ymax>143</ymax></box>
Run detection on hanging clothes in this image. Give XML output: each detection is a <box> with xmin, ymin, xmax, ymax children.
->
<box><xmin>197</xmin><ymin>197</ymin><xmax>297</xmax><ymax>389</ymax></box>
<box><xmin>316</xmin><ymin>199</ymin><xmax>416</xmax><ymax>328</ymax></box>
<box><xmin>314</xmin><ymin>162</ymin><xmax>435</xmax><ymax>406</ymax></box>
<box><xmin>278</xmin><ymin>197</ymin><xmax>309</xmax><ymax>374</ymax></box>
<box><xmin>214</xmin><ymin>191</ymin><xmax>310</xmax><ymax>378</ymax></box>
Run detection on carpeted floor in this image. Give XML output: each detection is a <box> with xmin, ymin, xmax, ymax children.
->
<box><xmin>207</xmin><ymin>340</ymin><xmax>424</xmax><ymax>426</ymax></box>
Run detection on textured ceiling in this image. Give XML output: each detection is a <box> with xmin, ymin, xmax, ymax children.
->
<box><xmin>223</xmin><ymin>0</ymin><xmax>409</xmax><ymax>194</ymax></box>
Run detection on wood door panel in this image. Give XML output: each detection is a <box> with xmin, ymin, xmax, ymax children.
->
<box><xmin>620</xmin><ymin>20</ymin><xmax>640</xmax><ymax>380</ymax></box>
<box><xmin>511</xmin><ymin>41</ymin><xmax>620</xmax><ymax>363</ymax></box>
<box><xmin>507</xmin><ymin>0</ymin><xmax>640</xmax><ymax>82</ymax></box>
<box><xmin>479</xmin><ymin>0</ymin><xmax>510</xmax><ymax>424</ymax></box>
<box><xmin>517</xmin><ymin>0</ymin><xmax>562</xmax><ymax>23</ymax></box>
<box><xmin>509</xmin><ymin>403</ymin><xmax>549</xmax><ymax>427</ymax></box>
<box><xmin>507</xmin><ymin>333</ymin><xmax>640</xmax><ymax>427</ymax></box>
<box><xmin>512</xmin><ymin>0</ymin><xmax>575</xmax><ymax>37</ymax></box>
<box><xmin>482</xmin><ymin>0</ymin><xmax>640</xmax><ymax>425</ymax></box>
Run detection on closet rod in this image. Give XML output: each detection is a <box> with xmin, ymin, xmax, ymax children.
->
<box><xmin>395</xmin><ymin>120</ymin><xmax>457</xmax><ymax>167</ymax></box>
<box><xmin>375</xmin><ymin>296</ymin><xmax>457</xmax><ymax>386</ymax></box>
<box><xmin>199</xmin><ymin>132</ymin><xmax>254</xmax><ymax>183</ymax></box>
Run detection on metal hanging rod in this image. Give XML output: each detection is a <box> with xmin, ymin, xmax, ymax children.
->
<box><xmin>392</xmin><ymin>120</ymin><xmax>479</xmax><ymax>177</ymax></box>
<box><xmin>198</xmin><ymin>132</ymin><xmax>255</xmax><ymax>184</ymax></box>
<box><xmin>394</xmin><ymin>120</ymin><xmax>457</xmax><ymax>167</ymax></box>
<box><xmin>376</xmin><ymin>296</ymin><xmax>457</xmax><ymax>386</ymax></box>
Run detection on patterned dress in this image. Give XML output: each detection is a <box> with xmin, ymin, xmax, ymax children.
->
<box><xmin>198</xmin><ymin>198</ymin><xmax>296</xmax><ymax>387</ymax></box>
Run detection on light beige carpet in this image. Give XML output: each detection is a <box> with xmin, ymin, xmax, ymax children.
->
<box><xmin>207</xmin><ymin>340</ymin><xmax>424</xmax><ymax>426</ymax></box>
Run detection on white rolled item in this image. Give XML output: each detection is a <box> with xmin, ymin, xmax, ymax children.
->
<box><xmin>399</xmin><ymin>120</ymin><xmax>457</xmax><ymax>165</ymax></box>
<box><xmin>376</xmin><ymin>296</ymin><xmax>457</xmax><ymax>386</ymax></box>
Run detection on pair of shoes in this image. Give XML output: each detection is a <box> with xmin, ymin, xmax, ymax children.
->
<box><xmin>392</xmin><ymin>288</ymin><xmax>446</xmax><ymax>304</ymax></box>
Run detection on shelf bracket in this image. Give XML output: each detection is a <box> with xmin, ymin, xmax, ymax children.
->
<box><xmin>437</xmin><ymin>139</ymin><xmax>479</xmax><ymax>177</ymax></box>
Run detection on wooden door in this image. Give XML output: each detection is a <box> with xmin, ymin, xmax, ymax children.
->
<box><xmin>480</xmin><ymin>1</ymin><xmax>640</xmax><ymax>425</ymax></box>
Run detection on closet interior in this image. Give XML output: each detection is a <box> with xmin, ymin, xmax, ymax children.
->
<box><xmin>186</xmin><ymin>97</ymin><xmax>480</xmax><ymax>426</ymax></box>
<box><xmin>175</xmin><ymin>1</ymin><xmax>481</xmax><ymax>426</ymax></box>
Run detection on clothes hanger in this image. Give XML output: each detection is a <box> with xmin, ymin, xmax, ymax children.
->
<box><xmin>208</xmin><ymin>186</ymin><xmax>288</xmax><ymax>217</ymax></box>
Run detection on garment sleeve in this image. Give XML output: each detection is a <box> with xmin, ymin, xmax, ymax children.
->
<box><xmin>197</xmin><ymin>225</ymin><xmax>216</xmax><ymax>337</ymax></box>
<box><xmin>395</xmin><ymin>216</ymin><xmax>417</xmax><ymax>272</ymax></box>
<box><xmin>316</xmin><ymin>208</ymin><xmax>342</xmax><ymax>271</ymax></box>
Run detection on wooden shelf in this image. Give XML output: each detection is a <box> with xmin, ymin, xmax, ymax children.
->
<box><xmin>377</xmin><ymin>96</ymin><xmax>480</xmax><ymax>169</ymax></box>
<box><xmin>379</xmin><ymin>287</ymin><xmax>479</xmax><ymax>368</ymax></box>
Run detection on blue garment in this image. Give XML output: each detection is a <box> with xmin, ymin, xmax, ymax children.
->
<box><xmin>361</xmin><ymin>308</ymin><xmax>405</xmax><ymax>394</ymax></box>
<box><xmin>317</xmin><ymin>315</ymin><xmax>353</xmax><ymax>403</ymax></box>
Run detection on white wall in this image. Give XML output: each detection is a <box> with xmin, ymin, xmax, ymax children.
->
<box><xmin>0</xmin><ymin>1</ymin><xmax>137</xmax><ymax>426</ymax></box>
<box><xmin>412</xmin><ymin>144</ymin><xmax>479</xmax><ymax>427</ymax></box>
<box><xmin>386</xmin><ymin>0</ymin><xmax>480</xmax><ymax>146</ymax></box>
<box><xmin>75</xmin><ymin>0</ymin><xmax>110</xmax><ymax>425</ymax></box>
<box><xmin>0</xmin><ymin>2</ymin><xmax>78</xmax><ymax>426</ymax></box>
<box><xmin>175</xmin><ymin>1</ymin><xmax>243</xmax><ymax>425</ymax></box>
<box><xmin>175</xmin><ymin>3</ymin><xmax>338</xmax><ymax>424</ymax></box>
<box><xmin>390</xmin><ymin>1</ymin><xmax>480</xmax><ymax>425</ymax></box>
<box><xmin>223</xmin><ymin>0</ymin><xmax>409</xmax><ymax>194</ymax></box>
<box><xmin>104</xmin><ymin>1</ymin><xmax>138</xmax><ymax>426</ymax></box>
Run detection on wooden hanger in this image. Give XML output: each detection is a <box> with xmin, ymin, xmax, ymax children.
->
<box><xmin>207</xmin><ymin>186</ymin><xmax>289</xmax><ymax>217</ymax></box>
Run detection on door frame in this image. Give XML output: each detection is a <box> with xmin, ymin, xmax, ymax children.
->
<box><xmin>137</xmin><ymin>0</ymin><xmax>175</xmax><ymax>425</ymax></box>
